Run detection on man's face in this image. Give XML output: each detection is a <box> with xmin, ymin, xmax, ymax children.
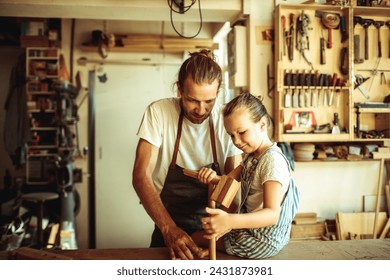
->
<box><xmin>179</xmin><ymin>76</ymin><xmax>219</xmax><ymax>124</ymax></box>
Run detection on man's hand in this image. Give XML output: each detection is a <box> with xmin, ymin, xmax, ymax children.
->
<box><xmin>163</xmin><ymin>226</ymin><xmax>204</xmax><ymax>260</ymax></box>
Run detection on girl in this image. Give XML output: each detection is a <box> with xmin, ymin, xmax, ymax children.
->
<box><xmin>192</xmin><ymin>93</ymin><xmax>300</xmax><ymax>259</ymax></box>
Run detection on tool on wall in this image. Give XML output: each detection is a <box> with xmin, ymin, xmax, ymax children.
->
<box><xmin>353</xmin><ymin>34</ymin><xmax>364</xmax><ymax>64</ymax></box>
<box><xmin>340</xmin><ymin>47</ymin><xmax>349</xmax><ymax>75</ymax></box>
<box><xmin>281</xmin><ymin>15</ymin><xmax>287</xmax><ymax>57</ymax></box>
<box><xmin>339</xmin><ymin>15</ymin><xmax>348</xmax><ymax>43</ymax></box>
<box><xmin>335</xmin><ymin>77</ymin><xmax>342</xmax><ymax>108</ymax></box>
<box><xmin>288</xmin><ymin>13</ymin><xmax>295</xmax><ymax>62</ymax></box>
<box><xmin>328</xmin><ymin>73</ymin><xmax>338</xmax><ymax>106</ymax></box>
<box><xmin>296</xmin><ymin>10</ymin><xmax>313</xmax><ymax>69</ymax></box>
<box><xmin>315</xmin><ymin>11</ymin><xmax>340</xmax><ymax>49</ymax></box>
<box><xmin>304</xmin><ymin>71</ymin><xmax>311</xmax><ymax>107</ymax></box>
<box><xmin>320</xmin><ymin>37</ymin><xmax>326</xmax><ymax>64</ymax></box>
<box><xmin>311</xmin><ymin>71</ymin><xmax>318</xmax><ymax>107</ymax></box>
<box><xmin>373</xmin><ymin>21</ymin><xmax>384</xmax><ymax>58</ymax></box>
<box><xmin>292</xmin><ymin>71</ymin><xmax>298</xmax><ymax>108</ymax></box>
<box><xmin>332</xmin><ymin>112</ymin><xmax>341</xmax><ymax>134</ymax></box>
<box><xmin>298</xmin><ymin>72</ymin><xmax>305</xmax><ymax>107</ymax></box>
<box><xmin>362</xmin><ymin>18</ymin><xmax>374</xmax><ymax>60</ymax></box>
<box><xmin>353</xmin><ymin>74</ymin><xmax>370</xmax><ymax>99</ymax></box>
<box><xmin>318</xmin><ymin>73</ymin><xmax>326</xmax><ymax>107</ymax></box>
<box><xmin>323</xmin><ymin>74</ymin><xmax>329</xmax><ymax>106</ymax></box>
<box><xmin>284</xmin><ymin>70</ymin><xmax>292</xmax><ymax>108</ymax></box>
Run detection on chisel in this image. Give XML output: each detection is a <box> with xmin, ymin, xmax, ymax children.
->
<box><xmin>304</xmin><ymin>72</ymin><xmax>311</xmax><ymax>107</ymax></box>
<box><xmin>288</xmin><ymin>13</ymin><xmax>295</xmax><ymax>62</ymax></box>
<box><xmin>320</xmin><ymin>37</ymin><xmax>326</xmax><ymax>65</ymax></box>
<box><xmin>284</xmin><ymin>71</ymin><xmax>291</xmax><ymax>108</ymax></box>
<box><xmin>311</xmin><ymin>72</ymin><xmax>317</xmax><ymax>107</ymax></box>
<box><xmin>328</xmin><ymin>73</ymin><xmax>337</xmax><ymax>106</ymax></box>
<box><xmin>291</xmin><ymin>72</ymin><xmax>298</xmax><ymax>108</ymax></box>
<box><xmin>298</xmin><ymin>72</ymin><xmax>305</xmax><ymax>108</ymax></box>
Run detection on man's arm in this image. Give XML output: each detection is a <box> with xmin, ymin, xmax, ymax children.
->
<box><xmin>132</xmin><ymin>138</ymin><xmax>202</xmax><ymax>260</ymax></box>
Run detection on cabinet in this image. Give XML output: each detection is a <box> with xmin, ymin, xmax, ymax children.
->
<box><xmin>274</xmin><ymin>3</ymin><xmax>389</xmax><ymax>144</ymax></box>
<box><xmin>25</xmin><ymin>47</ymin><xmax>60</xmax><ymax>184</ymax></box>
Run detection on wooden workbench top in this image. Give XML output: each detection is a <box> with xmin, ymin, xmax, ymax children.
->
<box><xmin>6</xmin><ymin>239</ymin><xmax>390</xmax><ymax>260</ymax></box>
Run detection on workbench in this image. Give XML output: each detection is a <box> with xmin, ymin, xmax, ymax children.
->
<box><xmin>5</xmin><ymin>239</ymin><xmax>390</xmax><ymax>260</ymax></box>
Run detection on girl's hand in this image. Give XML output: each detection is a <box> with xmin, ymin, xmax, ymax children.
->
<box><xmin>201</xmin><ymin>207</ymin><xmax>231</xmax><ymax>240</ymax></box>
<box><xmin>198</xmin><ymin>167</ymin><xmax>220</xmax><ymax>185</ymax></box>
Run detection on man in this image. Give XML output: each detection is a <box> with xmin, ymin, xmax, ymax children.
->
<box><xmin>132</xmin><ymin>49</ymin><xmax>241</xmax><ymax>260</ymax></box>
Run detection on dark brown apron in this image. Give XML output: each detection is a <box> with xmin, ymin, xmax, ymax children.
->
<box><xmin>150</xmin><ymin>111</ymin><xmax>221</xmax><ymax>247</ymax></box>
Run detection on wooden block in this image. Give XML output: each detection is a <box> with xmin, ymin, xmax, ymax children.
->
<box><xmin>210</xmin><ymin>175</ymin><xmax>240</xmax><ymax>208</ymax></box>
<box><xmin>293</xmin><ymin>212</ymin><xmax>318</xmax><ymax>224</ymax></box>
<box><xmin>290</xmin><ymin>222</ymin><xmax>325</xmax><ymax>239</ymax></box>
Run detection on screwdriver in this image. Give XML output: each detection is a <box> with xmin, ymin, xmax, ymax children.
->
<box><xmin>284</xmin><ymin>71</ymin><xmax>291</xmax><ymax>108</ymax></box>
<box><xmin>311</xmin><ymin>71</ymin><xmax>317</xmax><ymax>107</ymax></box>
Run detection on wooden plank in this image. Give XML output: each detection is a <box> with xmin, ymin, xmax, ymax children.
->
<box><xmin>337</xmin><ymin>212</ymin><xmax>387</xmax><ymax>240</ymax></box>
<box><xmin>372</xmin><ymin>152</ymin><xmax>390</xmax><ymax>159</ymax></box>
<box><xmin>373</xmin><ymin>158</ymin><xmax>385</xmax><ymax>238</ymax></box>
<box><xmin>386</xmin><ymin>184</ymin><xmax>390</xmax><ymax>216</ymax></box>
<box><xmin>379</xmin><ymin>218</ymin><xmax>390</xmax><ymax>239</ymax></box>
<box><xmin>363</xmin><ymin>195</ymin><xmax>387</xmax><ymax>212</ymax></box>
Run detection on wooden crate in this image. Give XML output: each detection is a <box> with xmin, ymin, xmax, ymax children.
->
<box><xmin>290</xmin><ymin>222</ymin><xmax>325</xmax><ymax>239</ymax></box>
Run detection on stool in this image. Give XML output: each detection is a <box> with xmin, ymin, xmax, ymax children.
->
<box><xmin>22</xmin><ymin>192</ymin><xmax>59</xmax><ymax>249</ymax></box>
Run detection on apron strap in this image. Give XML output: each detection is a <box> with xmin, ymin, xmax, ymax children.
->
<box><xmin>209</xmin><ymin>113</ymin><xmax>219</xmax><ymax>170</ymax></box>
<box><xmin>169</xmin><ymin>109</ymin><xmax>219</xmax><ymax>170</ymax></box>
<box><xmin>170</xmin><ymin>111</ymin><xmax>184</xmax><ymax>169</ymax></box>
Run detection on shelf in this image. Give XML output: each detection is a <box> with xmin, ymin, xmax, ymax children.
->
<box><xmin>273</xmin><ymin>3</ymin><xmax>389</xmax><ymax>146</ymax></box>
<box><xmin>31</xmin><ymin>127</ymin><xmax>57</xmax><ymax>131</ymax></box>
<box><xmin>29</xmin><ymin>145</ymin><xmax>58</xmax><ymax>149</ymax></box>
<box><xmin>355</xmin><ymin>108</ymin><xmax>390</xmax><ymax>114</ymax></box>
<box><xmin>277</xmin><ymin>133</ymin><xmax>351</xmax><ymax>143</ymax></box>
<box><xmin>28</xmin><ymin>109</ymin><xmax>56</xmax><ymax>113</ymax></box>
<box><xmin>27</xmin><ymin>91</ymin><xmax>56</xmax><ymax>95</ymax></box>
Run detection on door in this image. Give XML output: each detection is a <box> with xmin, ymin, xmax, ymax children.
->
<box><xmin>95</xmin><ymin>63</ymin><xmax>179</xmax><ymax>248</ymax></box>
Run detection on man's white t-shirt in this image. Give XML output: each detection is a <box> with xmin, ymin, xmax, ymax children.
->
<box><xmin>136</xmin><ymin>98</ymin><xmax>242</xmax><ymax>193</ymax></box>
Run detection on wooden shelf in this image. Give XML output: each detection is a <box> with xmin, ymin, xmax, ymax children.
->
<box><xmin>274</xmin><ymin>4</ymin><xmax>389</xmax><ymax>146</ymax></box>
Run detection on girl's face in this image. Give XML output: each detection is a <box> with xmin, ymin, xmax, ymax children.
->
<box><xmin>224</xmin><ymin>108</ymin><xmax>267</xmax><ymax>156</ymax></box>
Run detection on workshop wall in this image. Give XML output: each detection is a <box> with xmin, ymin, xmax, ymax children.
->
<box><xmin>0</xmin><ymin>0</ymin><xmax>385</xmax><ymax>249</ymax></box>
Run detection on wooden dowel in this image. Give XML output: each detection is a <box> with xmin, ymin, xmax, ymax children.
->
<box><xmin>373</xmin><ymin>158</ymin><xmax>385</xmax><ymax>238</ymax></box>
<box><xmin>183</xmin><ymin>169</ymin><xmax>219</xmax><ymax>185</ymax></box>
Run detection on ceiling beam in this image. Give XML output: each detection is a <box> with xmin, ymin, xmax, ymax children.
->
<box><xmin>0</xmin><ymin>0</ymin><xmax>243</xmax><ymax>22</ymax></box>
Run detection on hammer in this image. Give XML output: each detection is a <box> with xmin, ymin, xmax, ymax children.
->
<box><xmin>183</xmin><ymin>169</ymin><xmax>240</xmax><ymax>260</ymax></box>
<box><xmin>362</xmin><ymin>18</ymin><xmax>374</xmax><ymax>60</ymax></box>
<box><xmin>373</xmin><ymin>21</ymin><xmax>384</xmax><ymax>58</ymax></box>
